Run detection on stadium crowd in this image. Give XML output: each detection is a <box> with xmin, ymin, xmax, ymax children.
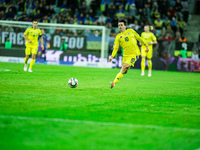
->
<box><xmin>0</xmin><ymin>0</ymin><xmax>189</xmax><ymax>41</ymax></box>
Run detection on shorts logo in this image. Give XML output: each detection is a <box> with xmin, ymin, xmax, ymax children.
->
<box><xmin>131</xmin><ymin>58</ymin><xmax>135</xmax><ymax>63</ymax></box>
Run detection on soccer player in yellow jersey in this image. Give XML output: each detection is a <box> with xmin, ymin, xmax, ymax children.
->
<box><xmin>23</xmin><ymin>20</ymin><xmax>44</xmax><ymax>72</ymax></box>
<box><xmin>140</xmin><ymin>25</ymin><xmax>157</xmax><ymax>77</ymax></box>
<box><xmin>109</xmin><ymin>19</ymin><xmax>149</xmax><ymax>89</ymax></box>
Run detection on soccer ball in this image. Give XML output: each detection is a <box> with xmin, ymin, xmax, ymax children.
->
<box><xmin>68</xmin><ymin>78</ymin><xmax>78</xmax><ymax>88</ymax></box>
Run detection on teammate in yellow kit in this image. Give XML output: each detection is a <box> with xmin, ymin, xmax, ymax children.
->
<box><xmin>140</xmin><ymin>25</ymin><xmax>157</xmax><ymax>77</ymax></box>
<box><xmin>23</xmin><ymin>20</ymin><xmax>44</xmax><ymax>72</ymax></box>
<box><xmin>109</xmin><ymin>19</ymin><xmax>149</xmax><ymax>89</ymax></box>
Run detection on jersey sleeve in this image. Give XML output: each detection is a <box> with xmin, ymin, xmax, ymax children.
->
<box><xmin>38</xmin><ymin>29</ymin><xmax>42</xmax><ymax>37</ymax></box>
<box><xmin>24</xmin><ymin>28</ymin><xmax>30</xmax><ymax>35</ymax></box>
<box><xmin>151</xmin><ymin>33</ymin><xmax>157</xmax><ymax>41</ymax></box>
<box><xmin>131</xmin><ymin>29</ymin><xmax>147</xmax><ymax>46</ymax></box>
<box><xmin>111</xmin><ymin>35</ymin><xmax>120</xmax><ymax>58</ymax></box>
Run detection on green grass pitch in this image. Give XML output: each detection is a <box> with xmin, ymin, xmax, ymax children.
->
<box><xmin>0</xmin><ymin>62</ymin><xmax>200</xmax><ymax>150</ymax></box>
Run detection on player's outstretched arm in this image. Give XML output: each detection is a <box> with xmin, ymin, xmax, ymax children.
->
<box><xmin>40</xmin><ymin>37</ymin><xmax>44</xmax><ymax>50</ymax></box>
<box><xmin>110</xmin><ymin>35</ymin><xmax>120</xmax><ymax>60</ymax></box>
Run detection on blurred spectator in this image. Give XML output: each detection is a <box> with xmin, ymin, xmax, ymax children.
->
<box><xmin>73</xmin><ymin>17</ymin><xmax>78</xmax><ymax>25</ymax></box>
<box><xmin>9</xmin><ymin>3</ymin><xmax>17</xmax><ymax>15</ymax></box>
<box><xmin>166</xmin><ymin>26</ymin><xmax>174</xmax><ymax>38</ymax></box>
<box><xmin>43</xmin><ymin>5</ymin><xmax>51</xmax><ymax>17</ymax></box>
<box><xmin>129</xmin><ymin>3</ymin><xmax>137</xmax><ymax>17</ymax></box>
<box><xmin>154</xmin><ymin>17</ymin><xmax>163</xmax><ymax>30</ymax></box>
<box><xmin>74</xmin><ymin>8</ymin><xmax>79</xmax><ymax>17</ymax></box>
<box><xmin>38</xmin><ymin>3</ymin><xmax>45</xmax><ymax>17</ymax></box>
<box><xmin>50</xmin><ymin>15</ymin><xmax>57</xmax><ymax>23</ymax></box>
<box><xmin>0</xmin><ymin>11</ymin><xmax>5</xmax><ymax>20</ymax></box>
<box><xmin>106</xmin><ymin>23</ymin><xmax>116</xmax><ymax>37</ymax></box>
<box><xmin>174</xmin><ymin>0</ymin><xmax>183</xmax><ymax>19</ymax></box>
<box><xmin>106</xmin><ymin>15</ymin><xmax>113</xmax><ymax>24</ymax></box>
<box><xmin>42</xmin><ymin>15</ymin><xmax>49</xmax><ymax>23</ymax></box>
<box><xmin>179</xmin><ymin>18</ymin><xmax>187</xmax><ymax>33</ymax></box>
<box><xmin>158</xmin><ymin>0</ymin><xmax>170</xmax><ymax>17</ymax></box>
<box><xmin>158</xmin><ymin>27</ymin><xmax>166</xmax><ymax>40</ymax></box>
<box><xmin>21</xmin><ymin>11</ymin><xmax>28</xmax><ymax>20</ymax></box>
<box><xmin>170</xmin><ymin>17</ymin><xmax>177</xmax><ymax>33</ymax></box>
<box><xmin>192</xmin><ymin>50</ymin><xmax>199</xmax><ymax>59</ymax></box>
<box><xmin>34</xmin><ymin>9</ymin><xmax>42</xmax><ymax>21</ymax></box>
<box><xmin>29</xmin><ymin>12</ymin><xmax>35</xmax><ymax>21</ymax></box>
<box><xmin>151</xmin><ymin>2</ymin><xmax>159</xmax><ymax>20</ymax></box>
<box><xmin>5</xmin><ymin>8</ymin><xmax>15</xmax><ymax>20</ymax></box>
<box><xmin>49</xmin><ymin>5</ymin><xmax>55</xmax><ymax>16</ymax></box>
<box><xmin>84</xmin><ymin>14</ymin><xmax>93</xmax><ymax>24</ymax></box>
<box><xmin>18</xmin><ymin>0</ymin><xmax>25</xmax><ymax>12</ymax></box>
<box><xmin>18</xmin><ymin>15</ymin><xmax>23</xmax><ymax>21</ymax></box>
<box><xmin>167</xmin><ymin>6</ymin><xmax>176</xmax><ymax>20</ymax></box>
<box><xmin>129</xmin><ymin>20</ymin><xmax>139</xmax><ymax>31</ymax></box>
<box><xmin>67</xmin><ymin>8</ymin><xmax>73</xmax><ymax>17</ymax></box>
<box><xmin>17</xmin><ymin>7</ymin><xmax>24</xmax><ymax>16</ymax></box>
<box><xmin>163</xmin><ymin>16</ymin><xmax>171</xmax><ymax>28</ymax></box>
<box><xmin>182</xmin><ymin>7</ymin><xmax>189</xmax><ymax>23</ymax></box>
<box><xmin>90</xmin><ymin>0</ymin><xmax>99</xmax><ymax>15</ymax></box>
<box><xmin>99</xmin><ymin>14</ymin><xmax>106</xmax><ymax>25</ymax></box>
<box><xmin>88</xmin><ymin>9</ymin><xmax>95</xmax><ymax>19</ymax></box>
<box><xmin>136</xmin><ymin>8</ymin><xmax>144</xmax><ymax>21</ymax></box>
<box><xmin>116</xmin><ymin>5</ymin><xmax>125</xmax><ymax>19</ymax></box>
<box><xmin>61</xmin><ymin>1</ymin><xmax>68</xmax><ymax>10</ymax></box>
<box><xmin>179</xmin><ymin>35</ymin><xmax>187</xmax><ymax>42</ymax></box>
<box><xmin>143</xmin><ymin>3</ymin><xmax>151</xmax><ymax>22</ymax></box>
<box><xmin>112</xmin><ymin>15</ymin><xmax>118</xmax><ymax>27</ymax></box>
<box><xmin>78</xmin><ymin>13</ymin><xmax>85</xmax><ymax>22</ymax></box>
<box><xmin>146</xmin><ymin>0</ymin><xmax>152</xmax><ymax>9</ymax></box>
<box><xmin>79</xmin><ymin>1</ymin><xmax>87</xmax><ymax>15</ymax></box>
<box><xmin>174</xmin><ymin>30</ymin><xmax>181</xmax><ymax>41</ymax></box>
<box><xmin>83</xmin><ymin>28</ymin><xmax>93</xmax><ymax>36</ymax></box>
<box><xmin>6</xmin><ymin>26</ymin><xmax>14</xmax><ymax>32</ymax></box>
<box><xmin>127</xmin><ymin>15</ymin><xmax>134</xmax><ymax>24</ymax></box>
<box><xmin>137</xmin><ymin>24</ymin><xmax>143</xmax><ymax>35</ymax></box>
<box><xmin>163</xmin><ymin>32</ymin><xmax>172</xmax><ymax>41</ymax></box>
<box><xmin>0</xmin><ymin>3</ymin><xmax>6</xmax><ymax>12</ymax></box>
<box><xmin>106</xmin><ymin>2</ymin><xmax>116</xmax><ymax>17</ymax></box>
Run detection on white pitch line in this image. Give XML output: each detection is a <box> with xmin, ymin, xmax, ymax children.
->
<box><xmin>0</xmin><ymin>115</ymin><xmax>200</xmax><ymax>133</ymax></box>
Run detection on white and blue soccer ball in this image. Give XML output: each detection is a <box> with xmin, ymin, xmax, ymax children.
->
<box><xmin>68</xmin><ymin>78</ymin><xmax>78</xmax><ymax>88</ymax></box>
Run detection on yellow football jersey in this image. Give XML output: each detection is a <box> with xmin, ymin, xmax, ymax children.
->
<box><xmin>112</xmin><ymin>29</ymin><xmax>147</xmax><ymax>57</ymax></box>
<box><xmin>141</xmin><ymin>32</ymin><xmax>156</xmax><ymax>50</ymax></box>
<box><xmin>24</xmin><ymin>27</ymin><xmax>42</xmax><ymax>47</ymax></box>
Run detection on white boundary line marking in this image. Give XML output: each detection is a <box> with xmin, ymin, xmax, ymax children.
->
<box><xmin>0</xmin><ymin>115</ymin><xmax>200</xmax><ymax>132</ymax></box>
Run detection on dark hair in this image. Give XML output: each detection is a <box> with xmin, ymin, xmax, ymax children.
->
<box><xmin>32</xmin><ymin>20</ymin><xmax>38</xmax><ymax>23</ymax></box>
<box><xmin>118</xmin><ymin>19</ymin><xmax>127</xmax><ymax>26</ymax></box>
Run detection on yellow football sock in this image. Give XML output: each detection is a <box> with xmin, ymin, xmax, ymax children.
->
<box><xmin>148</xmin><ymin>60</ymin><xmax>152</xmax><ymax>71</ymax></box>
<box><xmin>141</xmin><ymin>58</ymin><xmax>145</xmax><ymax>71</ymax></box>
<box><xmin>29</xmin><ymin>59</ymin><xmax>35</xmax><ymax>69</ymax></box>
<box><xmin>114</xmin><ymin>72</ymin><xmax>123</xmax><ymax>84</ymax></box>
<box><xmin>25</xmin><ymin>57</ymin><xmax>28</xmax><ymax>65</ymax></box>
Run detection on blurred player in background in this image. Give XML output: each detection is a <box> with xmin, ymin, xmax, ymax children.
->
<box><xmin>37</xmin><ymin>29</ymin><xmax>50</xmax><ymax>64</ymax></box>
<box><xmin>140</xmin><ymin>25</ymin><xmax>157</xmax><ymax>77</ymax></box>
<box><xmin>23</xmin><ymin>20</ymin><xmax>44</xmax><ymax>72</ymax></box>
<box><xmin>109</xmin><ymin>19</ymin><xmax>149</xmax><ymax>89</ymax></box>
